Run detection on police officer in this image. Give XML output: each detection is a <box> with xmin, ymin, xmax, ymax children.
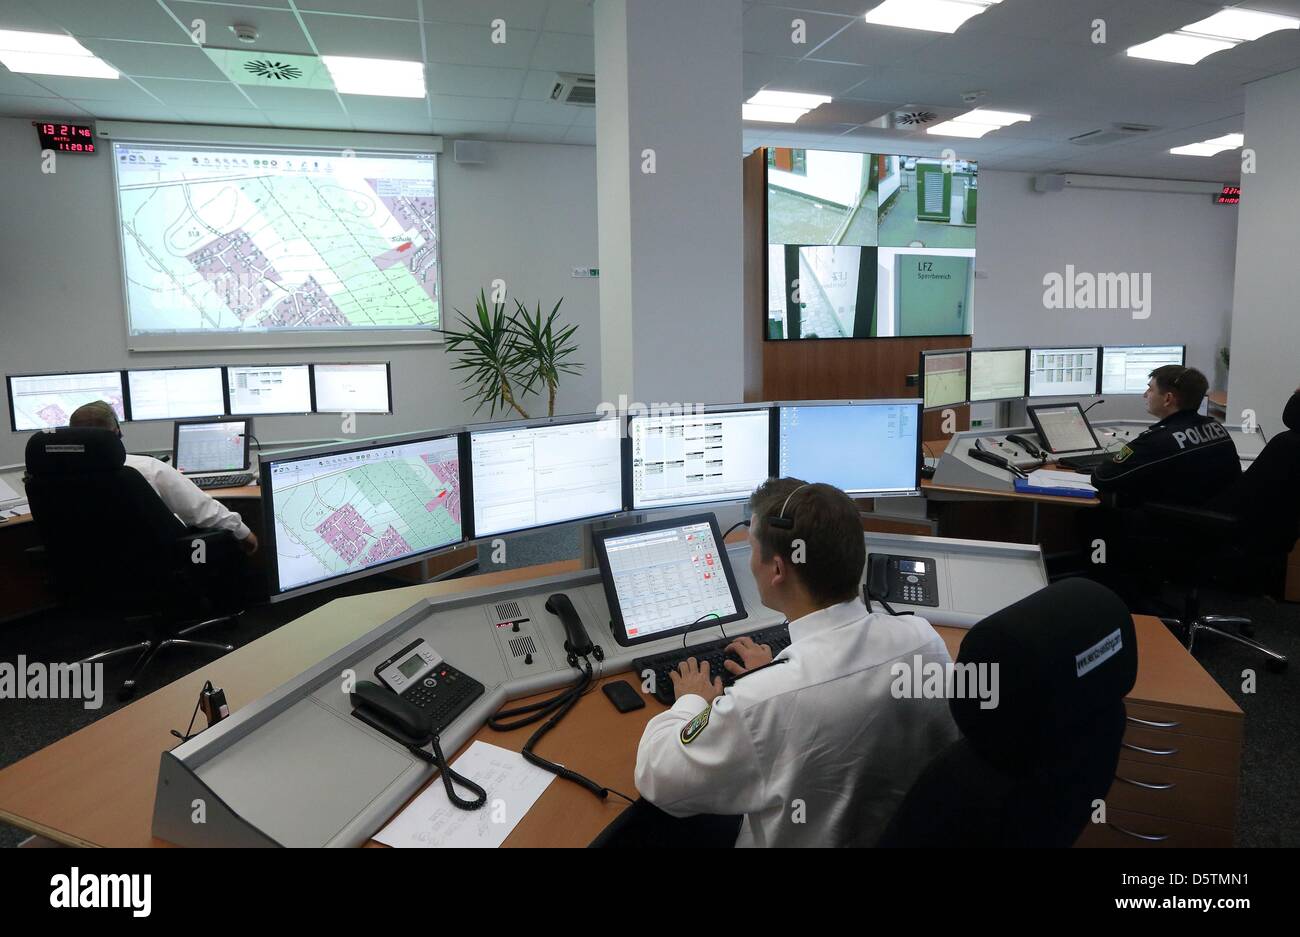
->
<box><xmin>634</xmin><ymin>479</ymin><xmax>958</xmax><ymax>848</ymax></box>
<box><xmin>1091</xmin><ymin>365</ymin><xmax>1239</xmax><ymax>508</ymax></box>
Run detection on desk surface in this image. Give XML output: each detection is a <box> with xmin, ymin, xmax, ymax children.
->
<box><xmin>0</xmin><ymin>545</ymin><xmax>1241</xmax><ymax>848</ymax></box>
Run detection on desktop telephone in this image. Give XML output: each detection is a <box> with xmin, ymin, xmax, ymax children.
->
<box><xmin>349</xmin><ymin>639</ymin><xmax>488</xmax><ymax>810</ymax></box>
<box><xmin>866</xmin><ymin>553</ymin><xmax>940</xmax><ymax>608</ymax></box>
<box><xmin>1005</xmin><ymin>433</ymin><xmax>1046</xmax><ymax>460</ymax></box>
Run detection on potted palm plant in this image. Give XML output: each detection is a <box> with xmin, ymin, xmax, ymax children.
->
<box><xmin>442</xmin><ymin>290</ymin><xmax>583</xmax><ymax>418</ymax></box>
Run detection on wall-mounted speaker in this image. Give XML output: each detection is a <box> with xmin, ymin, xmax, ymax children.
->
<box><xmin>454</xmin><ymin>140</ymin><xmax>488</xmax><ymax>165</ymax></box>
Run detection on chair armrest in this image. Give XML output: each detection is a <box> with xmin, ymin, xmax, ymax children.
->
<box><xmin>1142</xmin><ymin>502</ymin><xmax>1241</xmax><ymax>536</ymax></box>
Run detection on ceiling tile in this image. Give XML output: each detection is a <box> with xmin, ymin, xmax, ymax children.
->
<box><xmin>169</xmin><ymin>106</ymin><xmax>272</xmax><ymax>126</ymax></box>
<box><xmin>242</xmin><ymin>85</ymin><xmax>344</xmax><ymax>112</ymax></box>
<box><xmin>427</xmin><ymin>94</ymin><xmax>516</xmax><ymax>122</ymax></box>
<box><xmin>425</xmin><ymin>63</ymin><xmax>526</xmax><ymax>98</ymax></box>
<box><xmin>69</xmin><ymin>100</ymin><xmax>180</xmax><ymax>121</ymax></box>
<box><xmin>511</xmin><ymin>97</ymin><xmax>579</xmax><ymax>125</ymax></box>
<box><xmin>80</xmin><ymin>39</ymin><xmax>226</xmax><ymax>80</ymax></box>
<box><xmin>296</xmin><ymin>0</ymin><xmax>419</xmax><ymax>18</ymax></box>
<box><xmin>0</xmin><ymin>94</ymin><xmax>89</xmax><ymax>118</ymax></box>
<box><xmin>24</xmin><ymin>74</ymin><xmax>160</xmax><ymax>102</ymax></box>
<box><xmin>35</xmin><ymin>0</ymin><xmax>193</xmax><ymax>43</ymax></box>
<box><xmin>164</xmin><ymin>2</ymin><xmax>313</xmax><ymax>55</ymax></box>
<box><xmin>261</xmin><ymin>108</ymin><xmax>353</xmax><ymax>130</ymax></box>
<box><xmin>136</xmin><ymin>77</ymin><xmax>251</xmax><ymax>107</ymax></box>
<box><xmin>563</xmin><ymin>123</ymin><xmax>596</xmax><ymax>145</ymax></box>
<box><xmin>743</xmin><ymin>5</ymin><xmax>853</xmax><ymax>57</ymax></box>
<box><xmin>422</xmin><ymin>0</ymin><xmax>547</xmax><ymax>31</ymax></box>
<box><xmin>340</xmin><ymin>94</ymin><xmax>430</xmax><ymax>124</ymax></box>
<box><xmin>300</xmin><ymin>12</ymin><xmax>424</xmax><ymax>59</ymax></box>
<box><xmin>424</xmin><ymin>22</ymin><xmax>538</xmax><ymax>68</ymax></box>
<box><xmin>0</xmin><ymin>70</ymin><xmax>59</xmax><ymax>97</ymax></box>
<box><xmin>544</xmin><ymin>0</ymin><xmax>594</xmax><ymax>36</ymax></box>
<box><xmin>519</xmin><ymin>68</ymin><xmax>562</xmax><ymax>100</ymax></box>
<box><xmin>528</xmin><ymin>31</ymin><xmax>594</xmax><ymax>72</ymax></box>
<box><xmin>430</xmin><ymin>118</ymin><xmax>510</xmax><ymax>136</ymax></box>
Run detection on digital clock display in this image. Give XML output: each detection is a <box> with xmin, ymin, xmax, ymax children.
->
<box><xmin>35</xmin><ymin>122</ymin><xmax>96</xmax><ymax>154</ymax></box>
<box><xmin>1215</xmin><ymin>184</ymin><xmax>1241</xmax><ymax>205</ymax></box>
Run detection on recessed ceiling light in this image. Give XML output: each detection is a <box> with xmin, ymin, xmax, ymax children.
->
<box><xmin>321</xmin><ymin>55</ymin><xmax>425</xmax><ymax>97</ymax></box>
<box><xmin>928</xmin><ymin>107</ymin><xmax>1030</xmax><ymax>138</ymax></box>
<box><xmin>742</xmin><ymin>89</ymin><xmax>832</xmax><ymax>123</ymax></box>
<box><xmin>1128</xmin><ymin>8</ymin><xmax>1300</xmax><ymax>65</ymax></box>
<box><xmin>865</xmin><ymin>0</ymin><xmax>1003</xmax><ymax>35</ymax></box>
<box><xmin>1170</xmin><ymin>132</ymin><xmax>1244</xmax><ymax>157</ymax></box>
<box><xmin>1127</xmin><ymin>32</ymin><xmax>1238</xmax><ymax>64</ymax></box>
<box><xmin>1182</xmin><ymin>9</ymin><xmax>1300</xmax><ymax>43</ymax></box>
<box><xmin>0</xmin><ymin>29</ymin><xmax>119</xmax><ymax>79</ymax></box>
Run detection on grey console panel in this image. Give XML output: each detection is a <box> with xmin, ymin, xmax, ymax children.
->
<box><xmin>152</xmin><ymin>533</ymin><xmax>1046</xmax><ymax>847</ymax></box>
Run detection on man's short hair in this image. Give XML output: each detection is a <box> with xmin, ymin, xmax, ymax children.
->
<box><xmin>750</xmin><ymin>477</ymin><xmax>865</xmax><ymax>605</ymax></box>
<box><xmin>69</xmin><ymin>401</ymin><xmax>120</xmax><ymax>431</ymax></box>
<box><xmin>1150</xmin><ymin>365</ymin><xmax>1208</xmax><ymax>412</ymax></box>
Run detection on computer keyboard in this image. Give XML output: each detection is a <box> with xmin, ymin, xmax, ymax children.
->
<box><xmin>633</xmin><ymin>624</ymin><xmax>792</xmax><ymax>705</ymax></box>
<box><xmin>191</xmin><ymin>473</ymin><xmax>255</xmax><ymax>490</ymax></box>
<box><xmin>1056</xmin><ymin>453</ymin><xmax>1110</xmax><ymax>473</ymax></box>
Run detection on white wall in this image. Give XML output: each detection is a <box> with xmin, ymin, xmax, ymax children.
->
<box><xmin>971</xmin><ymin>169</ymin><xmax>1238</xmax><ymax>423</ymax></box>
<box><xmin>0</xmin><ymin>119</ymin><xmax>602</xmax><ymax>467</ymax></box>
<box><xmin>1228</xmin><ymin>68</ymin><xmax>1300</xmax><ymax>435</ymax></box>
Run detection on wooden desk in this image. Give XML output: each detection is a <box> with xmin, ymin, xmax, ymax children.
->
<box><xmin>0</xmin><ymin>544</ymin><xmax>1243</xmax><ymax>847</ymax></box>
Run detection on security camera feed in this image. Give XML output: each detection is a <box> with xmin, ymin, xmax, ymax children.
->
<box><xmin>922</xmin><ymin>350</ymin><xmax>969</xmax><ymax>410</ymax></box>
<box><xmin>767</xmin><ymin>245</ymin><xmax>878</xmax><ymax>339</ymax></box>
<box><xmin>767</xmin><ymin>148</ymin><xmax>976</xmax><ymax>340</ymax></box>
<box><xmin>767</xmin><ymin>148</ymin><xmax>877</xmax><ymax>246</ymax></box>
<box><xmin>877</xmin><ymin>156</ymin><xmax>978</xmax><ymax>249</ymax></box>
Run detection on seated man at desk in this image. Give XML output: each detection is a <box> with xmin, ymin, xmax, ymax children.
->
<box><xmin>1090</xmin><ymin>365</ymin><xmax>1239</xmax><ymax>507</ymax></box>
<box><xmin>634</xmin><ymin>479</ymin><xmax>958</xmax><ymax>847</ymax></box>
<box><xmin>69</xmin><ymin>402</ymin><xmax>258</xmax><ymax>554</ymax></box>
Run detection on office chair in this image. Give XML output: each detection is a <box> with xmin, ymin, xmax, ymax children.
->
<box><xmin>878</xmin><ymin>578</ymin><xmax>1136</xmax><ymax>847</ymax></box>
<box><xmin>1134</xmin><ymin>428</ymin><xmax>1298</xmax><ymax>672</ymax></box>
<box><xmin>24</xmin><ymin>428</ymin><xmax>241</xmax><ymax>701</ymax></box>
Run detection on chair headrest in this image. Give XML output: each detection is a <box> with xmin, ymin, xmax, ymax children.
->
<box><xmin>1285</xmin><ymin>390</ymin><xmax>1300</xmax><ymax>433</ymax></box>
<box><xmin>951</xmin><ymin>578</ymin><xmax>1137</xmax><ymax>769</ymax></box>
<box><xmin>24</xmin><ymin>428</ymin><xmax>126</xmax><ymax>474</ymax></box>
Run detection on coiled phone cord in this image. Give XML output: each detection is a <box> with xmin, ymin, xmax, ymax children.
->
<box><xmin>407</xmin><ymin>735</ymin><xmax>488</xmax><ymax>811</ymax></box>
<box><xmin>487</xmin><ymin>658</ymin><xmax>635</xmax><ymax>805</ymax></box>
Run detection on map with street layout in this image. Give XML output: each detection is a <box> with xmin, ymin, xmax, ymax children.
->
<box><xmin>115</xmin><ymin>143</ymin><xmax>440</xmax><ymax>335</ymax></box>
<box><xmin>268</xmin><ymin>435</ymin><xmax>461</xmax><ymax>593</ymax></box>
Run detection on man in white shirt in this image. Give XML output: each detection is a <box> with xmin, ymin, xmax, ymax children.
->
<box><xmin>69</xmin><ymin>402</ymin><xmax>258</xmax><ymax>554</ymax></box>
<box><xmin>634</xmin><ymin>478</ymin><xmax>957</xmax><ymax>847</ymax></box>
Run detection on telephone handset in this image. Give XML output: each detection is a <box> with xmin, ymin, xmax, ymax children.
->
<box><xmin>865</xmin><ymin>553</ymin><xmax>940</xmax><ymax>611</ymax></box>
<box><xmin>1005</xmin><ymin>433</ymin><xmax>1046</xmax><ymax>460</ymax></box>
<box><xmin>349</xmin><ymin>639</ymin><xmax>488</xmax><ymax>811</ymax></box>
<box><xmin>545</xmin><ymin>592</ymin><xmax>602</xmax><ymax>664</ymax></box>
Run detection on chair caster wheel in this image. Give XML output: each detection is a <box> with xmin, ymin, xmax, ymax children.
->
<box><xmin>117</xmin><ymin>684</ymin><xmax>137</xmax><ymax>702</ymax></box>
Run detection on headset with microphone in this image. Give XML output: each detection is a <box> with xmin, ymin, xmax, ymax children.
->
<box><xmin>766</xmin><ymin>483</ymin><xmax>810</xmax><ymax>530</ymax></box>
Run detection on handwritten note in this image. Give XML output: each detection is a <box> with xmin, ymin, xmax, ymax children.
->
<box><xmin>375</xmin><ymin>741</ymin><xmax>554</xmax><ymax>848</ymax></box>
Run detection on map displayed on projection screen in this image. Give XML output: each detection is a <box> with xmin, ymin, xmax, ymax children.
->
<box><xmin>114</xmin><ymin>142</ymin><xmax>440</xmax><ymax>336</ymax></box>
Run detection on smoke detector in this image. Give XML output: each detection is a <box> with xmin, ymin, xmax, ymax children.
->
<box><xmin>229</xmin><ymin>24</ymin><xmax>259</xmax><ymax>44</ymax></box>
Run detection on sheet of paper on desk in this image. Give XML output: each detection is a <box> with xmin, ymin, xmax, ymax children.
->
<box><xmin>375</xmin><ymin>741</ymin><xmax>554</xmax><ymax>848</ymax></box>
<box><xmin>1027</xmin><ymin>469</ymin><xmax>1097</xmax><ymax>492</ymax></box>
<box><xmin>0</xmin><ymin>477</ymin><xmax>19</xmax><ymax>503</ymax></box>
<box><xmin>3</xmin><ymin>502</ymin><xmax>30</xmax><ymax>519</ymax></box>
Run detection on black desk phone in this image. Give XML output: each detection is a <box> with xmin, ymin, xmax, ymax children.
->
<box><xmin>349</xmin><ymin>638</ymin><xmax>488</xmax><ymax>810</ymax></box>
<box><xmin>866</xmin><ymin>553</ymin><xmax>940</xmax><ymax>608</ymax></box>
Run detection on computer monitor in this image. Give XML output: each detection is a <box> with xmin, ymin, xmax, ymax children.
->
<box><xmin>7</xmin><ymin>370</ymin><xmax>126</xmax><ymax>431</ymax></box>
<box><xmin>173</xmin><ymin>417</ymin><xmax>251</xmax><ymax>475</ymax></box>
<box><xmin>920</xmin><ymin>349</ymin><xmax>969</xmax><ymax>410</ymax></box>
<box><xmin>261</xmin><ymin>431</ymin><xmax>463</xmax><ymax>599</ymax></box>
<box><xmin>468</xmin><ymin>415</ymin><xmax>624</xmax><ymax>538</ymax></box>
<box><xmin>1100</xmin><ymin>345</ymin><xmax>1186</xmax><ymax>395</ymax></box>
<box><xmin>593</xmin><ymin>513</ymin><xmax>747</xmax><ymax>647</ymax></box>
<box><xmin>126</xmin><ymin>367</ymin><xmax>226</xmax><ymax>421</ymax></box>
<box><xmin>312</xmin><ymin>363</ymin><xmax>392</xmax><ymax>414</ymax></box>
<box><xmin>226</xmin><ymin>364</ymin><xmax>313</xmax><ymax>415</ymax></box>
<box><xmin>776</xmin><ymin>400</ymin><xmax>921</xmax><ymax>497</ymax></box>
<box><xmin>968</xmin><ymin>348</ymin><xmax>1028</xmax><ymax>403</ymax></box>
<box><xmin>1026</xmin><ymin>403</ymin><xmax>1101</xmax><ymax>455</ymax></box>
<box><xmin>1028</xmin><ymin>346</ymin><xmax>1101</xmax><ymax>399</ymax></box>
<box><xmin>628</xmin><ymin>406</ymin><xmax>772</xmax><ymax>510</ymax></box>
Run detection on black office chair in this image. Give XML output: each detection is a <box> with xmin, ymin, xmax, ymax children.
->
<box><xmin>24</xmin><ymin>428</ymin><xmax>241</xmax><ymax>701</ymax></box>
<box><xmin>1135</xmin><ymin>427</ymin><xmax>1298</xmax><ymax>671</ymax></box>
<box><xmin>878</xmin><ymin>578</ymin><xmax>1137</xmax><ymax>847</ymax></box>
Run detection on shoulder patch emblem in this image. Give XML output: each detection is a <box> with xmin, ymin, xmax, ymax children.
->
<box><xmin>1113</xmin><ymin>445</ymin><xmax>1133</xmax><ymax>463</ymax></box>
<box><xmin>680</xmin><ymin>705</ymin><xmax>712</xmax><ymax>745</ymax></box>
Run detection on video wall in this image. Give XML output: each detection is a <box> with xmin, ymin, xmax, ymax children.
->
<box><xmin>766</xmin><ymin>149</ymin><xmax>977</xmax><ymax>340</ymax></box>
